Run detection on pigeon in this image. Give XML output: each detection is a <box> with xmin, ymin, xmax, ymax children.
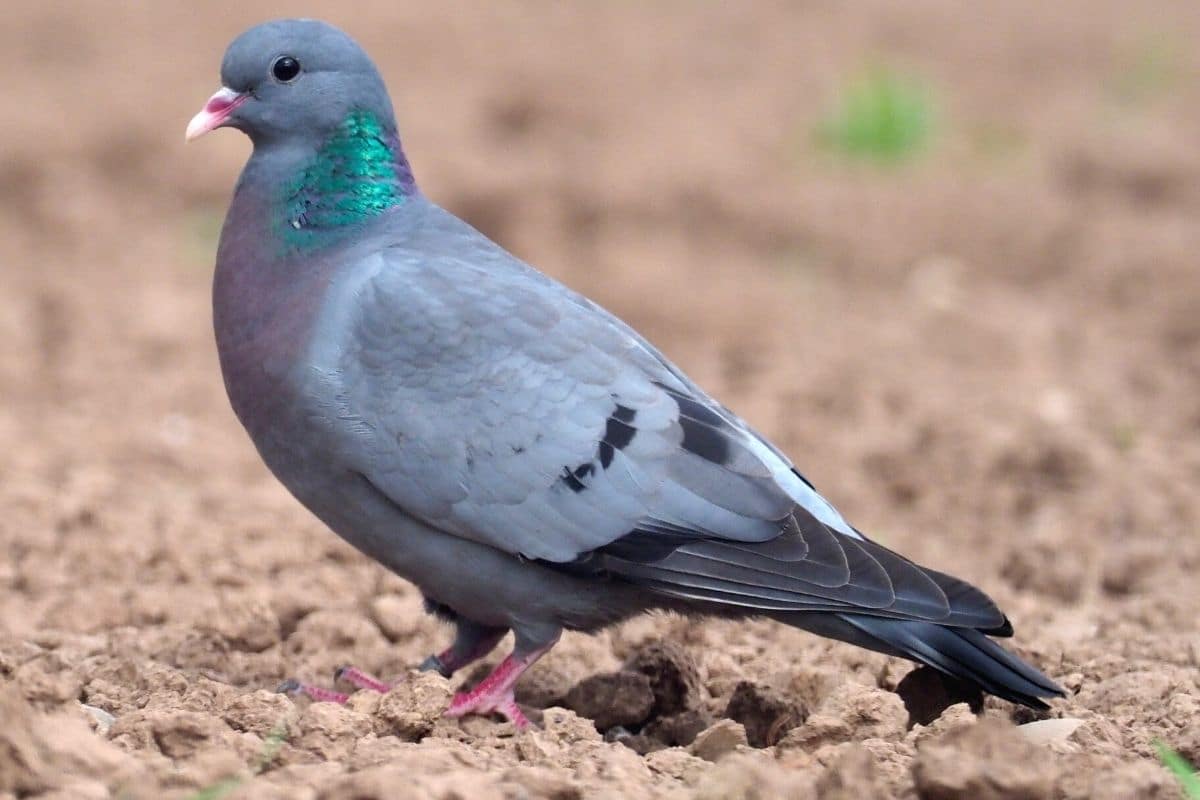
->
<box><xmin>188</xmin><ymin>19</ymin><xmax>1063</xmax><ymax>728</ymax></box>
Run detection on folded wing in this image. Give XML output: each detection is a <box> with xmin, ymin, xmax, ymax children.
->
<box><xmin>334</xmin><ymin>218</ymin><xmax>1006</xmax><ymax>631</ymax></box>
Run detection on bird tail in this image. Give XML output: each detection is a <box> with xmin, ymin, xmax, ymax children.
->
<box><xmin>782</xmin><ymin>612</ymin><xmax>1064</xmax><ymax>709</ymax></box>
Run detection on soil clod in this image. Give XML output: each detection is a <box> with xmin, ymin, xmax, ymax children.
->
<box><xmin>564</xmin><ymin>670</ymin><xmax>655</xmax><ymax>731</ymax></box>
<box><xmin>896</xmin><ymin>667</ymin><xmax>984</xmax><ymax>728</ymax></box>
<box><xmin>622</xmin><ymin>641</ymin><xmax>702</xmax><ymax>717</ymax></box>
<box><xmin>723</xmin><ymin>680</ymin><xmax>807</xmax><ymax>747</ymax></box>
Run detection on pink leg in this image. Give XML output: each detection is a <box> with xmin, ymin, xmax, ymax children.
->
<box><xmin>444</xmin><ymin>641</ymin><xmax>555</xmax><ymax>729</ymax></box>
<box><xmin>419</xmin><ymin>625</ymin><xmax>507</xmax><ymax>677</ymax></box>
<box><xmin>278</xmin><ymin>623</ymin><xmax>506</xmax><ymax>704</ymax></box>
<box><xmin>277</xmin><ymin>665</ymin><xmax>391</xmax><ymax>704</ymax></box>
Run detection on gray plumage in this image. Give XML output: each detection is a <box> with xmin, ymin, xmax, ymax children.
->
<box><xmin>194</xmin><ymin>19</ymin><xmax>1062</xmax><ymax>712</ymax></box>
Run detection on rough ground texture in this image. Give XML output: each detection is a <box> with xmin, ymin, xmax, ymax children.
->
<box><xmin>2</xmin><ymin>1</ymin><xmax>1199</xmax><ymax>798</ymax></box>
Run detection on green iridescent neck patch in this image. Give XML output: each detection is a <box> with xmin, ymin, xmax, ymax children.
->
<box><xmin>277</xmin><ymin>110</ymin><xmax>413</xmax><ymax>249</ymax></box>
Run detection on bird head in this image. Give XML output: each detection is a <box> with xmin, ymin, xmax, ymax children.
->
<box><xmin>186</xmin><ymin>19</ymin><xmax>396</xmax><ymax>146</ymax></box>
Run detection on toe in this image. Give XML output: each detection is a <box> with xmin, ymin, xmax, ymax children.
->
<box><xmin>334</xmin><ymin>665</ymin><xmax>391</xmax><ymax>693</ymax></box>
<box><xmin>444</xmin><ymin>692</ymin><xmax>478</xmax><ymax>717</ymax></box>
<box><xmin>498</xmin><ymin>698</ymin><xmax>531</xmax><ymax>730</ymax></box>
<box><xmin>278</xmin><ymin>680</ymin><xmax>350</xmax><ymax>704</ymax></box>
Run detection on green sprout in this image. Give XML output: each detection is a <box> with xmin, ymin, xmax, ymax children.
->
<box><xmin>186</xmin><ymin>719</ymin><xmax>290</xmax><ymax>800</ymax></box>
<box><xmin>1110</xmin><ymin>423</ymin><xmax>1139</xmax><ymax>454</ymax></box>
<box><xmin>187</xmin><ymin>777</ymin><xmax>243</xmax><ymax>800</ymax></box>
<box><xmin>1110</xmin><ymin>33</ymin><xmax>1180</xmax><ymax>106</ymax></box>
<box><xmin>815</xmin><ymin>65</ymin><xmax>935</xmax><ymax>163</ymax></box>
<box><xmin>1156</xmin><ymin>741</ymin><xmax>1200</xmax><ymax>799</ymax></box>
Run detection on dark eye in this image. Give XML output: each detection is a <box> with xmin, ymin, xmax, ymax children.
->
<box><xmin>271</xmin><ymin>56</ymin><xmax>301</xmax><ymax>83</ymax></box>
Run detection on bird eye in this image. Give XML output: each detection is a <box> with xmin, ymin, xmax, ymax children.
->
<box><xmin>271</xmin><ymin>56</ymin><xmax>301</xmax><ymax>83</ymax></box>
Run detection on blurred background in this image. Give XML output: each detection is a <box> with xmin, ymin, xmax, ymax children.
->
<box><xmin>1</xmin><ymin>1</ymin><xmax>1198</xmax><ymax>797</ymax></box>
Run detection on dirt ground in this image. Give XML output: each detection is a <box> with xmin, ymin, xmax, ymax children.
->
<box><xmin>3</xmin><ymin>1</ymin><xmax>1199</xmax><ymax>798</ymax></box>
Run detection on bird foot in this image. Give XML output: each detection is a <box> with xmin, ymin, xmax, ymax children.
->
<box><xmin>277</xmin><ymin>665</ymin><xmax>391</xmax><ymax>704</ymax></box>
<box><xmin>437</xmin><ymin>647</ymin><xmax>551</xmax><ymax>730</ymax></box>
<box><xmin>445</xmin><ymin>686</ymin><xmax>530</xmax><ymax>729</ymax></box>
<box><xmin>280</xmin><ymin>645</ymin><xmax>550</xmax><ymax>732</ymax></box>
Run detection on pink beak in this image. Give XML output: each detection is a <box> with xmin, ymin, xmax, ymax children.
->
<box><xmin>185</xmin><ymin>87</ymin><xmax>248</xmax><ymax>141</ymax></box>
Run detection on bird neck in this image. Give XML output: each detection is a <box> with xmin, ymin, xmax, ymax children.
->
<box><xmin>270</xmin><ymin>109</ymin><xmax>417</xmax><ymax>251</ymax></box>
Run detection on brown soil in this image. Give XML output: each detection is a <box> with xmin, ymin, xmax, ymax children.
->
<box><xmin>2</xmin><ymin>1</ymin><xmax>1199</xmax><ymax>798</ymax></box>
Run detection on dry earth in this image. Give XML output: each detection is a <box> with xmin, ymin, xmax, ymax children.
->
<box><xmin>2</xmin><ymin>1</ymin><xmax>1199</xmax><ymax>798</ymax></box>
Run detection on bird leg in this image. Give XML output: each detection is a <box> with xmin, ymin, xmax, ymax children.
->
<box><xmin>278</xmin><ymin>619</ymin><xmax>508</xmax><ymax>703</ymax></box>
<box><xmin>418</xmin><ymin>620</ymin><xmax>508</xmax><ymax>678</ymax></box>
<box><xmin>443</xmin><ymin>634</ymin><xmax>558</xmax><ymax>729</ymax></box>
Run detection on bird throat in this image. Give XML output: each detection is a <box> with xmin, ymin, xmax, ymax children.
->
<box><xmin>276</xmin><ymin>110</ymin><xmax>414</xmax><ymax>250</ymax></box>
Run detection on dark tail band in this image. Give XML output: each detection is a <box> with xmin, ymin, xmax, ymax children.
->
<box><xmin>785</xmin><ymin>612</ymin><xmax>1064</xmax><ymax>709</ymax></box>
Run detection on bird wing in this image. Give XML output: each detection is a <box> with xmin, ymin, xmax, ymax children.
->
<box><xmin>323</xmin><ymin>207</ymin><xmax>1004</xmax><ymax>629</ymax></box>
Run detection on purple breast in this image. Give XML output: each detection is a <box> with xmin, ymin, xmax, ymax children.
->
<box><xmin>212</xmin><ymin>224</ymin><xmax>331</xmax><ymax>437</ymax></box>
